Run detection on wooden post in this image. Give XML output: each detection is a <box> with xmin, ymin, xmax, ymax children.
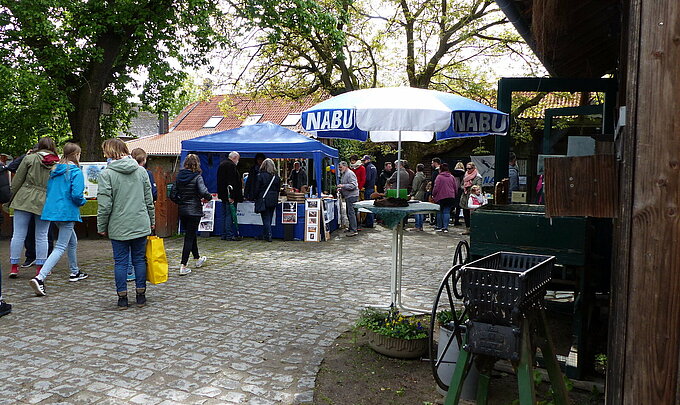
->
<box><xmin>608</xmin><ymin>1</ymin><xmax>680</xmax><ymax>403</ymax></box>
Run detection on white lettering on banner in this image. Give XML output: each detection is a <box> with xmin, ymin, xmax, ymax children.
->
<box><xmin>304</xmin><ymin>110</ymin><xmax>354</xmax><ymax>131</ymax></box>
<box><xmin>453</xmin><ymin>112</ymin><xmax>508</xmax><ymax>134</ymax></box>
<box><xmin>491</xmin><ymin>114</ymin><xmax>508</xmax><ymax>133</ymax></box>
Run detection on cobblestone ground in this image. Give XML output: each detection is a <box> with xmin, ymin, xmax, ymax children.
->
<box><xmin>0</xmin><ymin>225</ymin><xmax>466</xmax><ymax>404</ymax></box>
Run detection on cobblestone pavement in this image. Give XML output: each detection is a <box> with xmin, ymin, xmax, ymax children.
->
<box><xmin>0</xmin><ymin>225</ymin><xmax>466</xmax><ymax>404</ymax></box>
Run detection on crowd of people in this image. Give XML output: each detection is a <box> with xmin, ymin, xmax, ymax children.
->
<box><xmin>0</xmin><ymin>136</ymin><xmax>504</xmax><ymax>317</ymax></box>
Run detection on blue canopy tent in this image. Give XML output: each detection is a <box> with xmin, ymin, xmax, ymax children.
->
<box><xmin>180</xmin><ymin>122</ymin><xmax>339</xmax><ymax>198</ymax></box>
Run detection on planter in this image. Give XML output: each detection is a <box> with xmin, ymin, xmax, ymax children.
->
<box><xmin>437</xmin><ymin>326</ymin><xmax>479</xmax><ymax>399</ymax></box>
<box><xmin>365</xmin><ymin>329</ymin><xmax>428</xmax><ymax>359</ymax></box>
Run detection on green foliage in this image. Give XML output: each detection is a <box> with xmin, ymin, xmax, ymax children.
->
<box><xmin>0</xmin><ymin>0</ymin><xmax>222</xmax><ymax>156</ymax></box>
<box><xmin>355</xmin><ymin>307</ymin><xmax>429</xmax><ymax>340</ymax></box>
<box><xmin>332</xmin><ymin>139</ymin><xmax>395</xmax><ymax>162</ymax></box>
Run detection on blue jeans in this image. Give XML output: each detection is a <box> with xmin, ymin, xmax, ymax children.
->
<box><xmin>222</xmin><ymin>202</ymin><xmax>239</xmax><ymax>239</ymax></box>
<box><xmin>111</xmin><ymin>237</ymin><xmax>147</xmax><ymax>292</ymax></box>
<box><xmin>10</xmin><ymin>210</ymin><xmax>50</xmax><ymax>265</ymax></box>
<box><xmin>37</xmin><ymin>221</ymin><xmax>79</xmax><ymax>280</ymax></box>
<box><xmin>440</xmin><ymin>202</ymin><xmax>453</xmax><ymax>231</ymax></box>
<box><xmin>260</xmin><ymin>207</ymin><xmax>275</xmax><ymax>239</ymax></box>
<box><xmin>363</xmin><ymin>189</ymin><xmax>374</xmax><ymax>227</ymax></box>
<box><xmin>415</xmin><ymin>214</ymin><xmax>424</xmax><ymax>229</ymax></box>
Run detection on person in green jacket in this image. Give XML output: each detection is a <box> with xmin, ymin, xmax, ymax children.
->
<box><xmin>8</xmin><ymin>137</ymin><xmax>59</xmax><ymax>278</ymax></box>
<box><xmin>97</xmin><ymin>138</ymin><xmax>155</xmax><ymax>310</ymax></box>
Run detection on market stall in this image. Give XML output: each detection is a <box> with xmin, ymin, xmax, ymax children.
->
<box><xmin>180</xmin><ymin>122</ymin><xmax>340</xmax><ymax>240</ymax></box>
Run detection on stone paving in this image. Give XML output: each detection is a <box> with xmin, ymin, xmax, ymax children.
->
<box><xmin>0</xmin><ymin>224</ymin><xmax>466</xmax><ymax>404</ymax></box>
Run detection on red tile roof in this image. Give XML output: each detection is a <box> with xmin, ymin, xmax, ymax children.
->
<box><xmin>128</xmin><ymin>94</ymin><xmax>323</xmax><ymax>156</ymax></box>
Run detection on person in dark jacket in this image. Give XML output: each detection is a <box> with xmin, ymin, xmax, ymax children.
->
<box><xmin>131</xmin><ymin>148</ymin><xmax>157</xmax><ymax>201</ymax></box>
<box><xmin>244</xmin><ymin>153</ymin><xmax>265</xmax><ymax>201</ymax></box>
<box><xmin>175</xmin><ymin>154</ymin><xmax>212</xmax><ymax>275</ymax></box>
<box><xmin>361</xmin><ymin>155</ymin><xmax>377</xmax><ymax>228</ymax></box>
<box><xmin>0</xmin><ymin>161</ymin><xmax>10</xmax><ymax>317</ymax></box>
<box><xmin>255</xmin><ymin>158</ymin><xmax>281</xmax><ymax>242</ymax></box>
<box><xmin>376</xmin><ymin>161</ymin><xmax>393</xmax><ymax>194</ymax></box>
<box><xmin>217</xmin><ymin>151</ymin><xmax>243</xmax><ymax>241</ymax></box>
<box><xmin>287</xmin><ymin>161</ymin><xmax>308</xmax><ymax>191</ymax></box>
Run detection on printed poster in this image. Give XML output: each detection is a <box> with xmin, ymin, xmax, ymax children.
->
<box><xmin>305</xmin><ymin>198</ymin><xmax>320</xmax><ymax>242</ymax></box>
<box><xmin>282</xmin><ymin>201</ymin><xmax>297</xmax><ymax>224</ymax></box>
<box><xmin>80</xmin><ymin>162</ymin><xmax>108</xmax><ymax>198</ymax></box>
<box><xmin>199</xmin><ymin>199</ymin><xmax>215</xmax><ymax>232</ymax></box>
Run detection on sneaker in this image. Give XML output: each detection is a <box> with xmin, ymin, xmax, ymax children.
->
<box><xmin>126</xmin><ymin>273</ymin><xmax>135</xmax><ymax>282</ymax></box>
<box><xmin>21</xmin><ymin>259</ymin><xmax>35</xmax><ymax>268</ymax></box>
<box><xmin>117</xmin><ymin>295</ymin><xmax>129</xmax><ymax>310</ymax></box>
<box><xmin>69</xmin><ymin>272</ymin><xmax>89</xmax><ymax>282</ymax></box>
<box><xmin>179</xmin><ymin>265</ymin><xmax>191</xmax><ymax>276</ymax></box>
<box><xmin>0</xmin><ymin>300</ymin><xmax>11</xmax><ymax>317</ymax></box>
<box><xmin>346</xmin><ymin>231</ymin><xmax>358</xmax><ymax>237</ymax></box>
<box><xmin>442</xmin><ymin>229</ymin><xmax>449</xmax><ymax>233</ymax></box>
<box><xmin>9</xmin><ymin>265</ymin><xmax>19</xmax><ymax>278</ymax></box>
<box><xmin>29</xmin><ymin>278</ymin><xmax>46</xmax><ymax>296</ymax></box>
<box><xmin>195</xmin><ymin>256</ymin><xmax>207</xmax><ymax>268</ymax></box>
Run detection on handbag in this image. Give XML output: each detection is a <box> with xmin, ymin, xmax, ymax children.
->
<box><xmin>145</xmin><ymin>235</ymin><xmax>169</xmax><ymax>284</ymax></box>
<box><xmin>254</xmin><ymin>175</ymin><xmax>276</xmax><ymax>213</ymax></box>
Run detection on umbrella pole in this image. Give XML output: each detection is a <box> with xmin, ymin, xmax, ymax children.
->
<box><xmin>396</xmin><ymin>131</ymin><xmax>402</xmax><ymax>193</ymax></box>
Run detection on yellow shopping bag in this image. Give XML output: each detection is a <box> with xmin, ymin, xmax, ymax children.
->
<box><xmin>146</xmin><ymin>235</ymin><xmax>168</xmax><ymax>284</ymax></box>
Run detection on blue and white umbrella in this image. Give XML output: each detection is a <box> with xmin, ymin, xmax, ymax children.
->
<box><xmin>301</xmin><ymin>86</ymin><xmax>509</xmax><ymax>190</ymax></box>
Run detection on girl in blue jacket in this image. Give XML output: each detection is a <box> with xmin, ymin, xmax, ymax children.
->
<box><xmin>29</xmin><ymin>143</ymin><xmax>88</xmax><ymax>296</ymax></box>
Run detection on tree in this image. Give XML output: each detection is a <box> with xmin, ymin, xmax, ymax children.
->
<box><xmin>0</xmin><ymin>0</ymin><xmax>221</xmax><ymax>159</ymax></box>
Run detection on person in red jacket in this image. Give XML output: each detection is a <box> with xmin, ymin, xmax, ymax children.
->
<box><xmin>349</xmin><ymin>155</ymin><xmax>366</xmax><ymax>191</ymax></box>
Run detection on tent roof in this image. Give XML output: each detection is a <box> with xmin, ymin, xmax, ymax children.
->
<box><xmin>181</xmin><ymin>122</ymin><xmax>338</xmax><ymax>159</ymax></box>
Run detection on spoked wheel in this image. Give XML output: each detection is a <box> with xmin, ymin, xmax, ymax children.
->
<box><xmin>452</xmin><ymin>240</ymin><xmax>470</xmax><ymax>267</ymax></box>
<box><xmin>429</xmin><ymin>263</ymin><xmax>467</xmax><ymax>391</ymax></box>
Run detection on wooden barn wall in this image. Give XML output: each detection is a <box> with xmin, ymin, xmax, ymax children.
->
<box><xmin>544</xmin><ymin>155</ymin><xmax>618</xmax><ymax>218</ymax></box>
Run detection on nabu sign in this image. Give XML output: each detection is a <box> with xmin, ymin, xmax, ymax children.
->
<box><xmin>453</xmin><ymin>112</ymin><xmax>508</xmax><ymax>134</ymax></box>
<box><xmin>303</xmin><ymin>109</ymin><xmax>355</xmax><ymax>131</ymax></box>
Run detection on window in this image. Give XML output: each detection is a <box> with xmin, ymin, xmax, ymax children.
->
<box><xmin>241</xmin><ymin>114</ymin><xmax>263</xmax><ymax>126</ymax></box>
<box><xmin>281</xmin><ymin>113</ymin><xmax>301</xmax><ymax>126</ymax></box>
<box><xmin>203</xmin><ymin>116</ymin><xmax>223</xmax><ymax>128</ymax></box>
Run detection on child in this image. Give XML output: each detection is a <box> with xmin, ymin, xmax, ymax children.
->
<box><xmin>29</xmin><ymin>143</ymin><xmax>88</xmax><ymax>296</ymax></box>
<box><xmin>467</xmin><ymin>185</ymin><xmax>487</xmax><ymax>209</ymax></box>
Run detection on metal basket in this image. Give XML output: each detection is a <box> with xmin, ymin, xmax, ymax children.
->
<box><xmin>461</xmin><ymin>252</ymin><xmax>554</xmax><ymax>326</ymax></box>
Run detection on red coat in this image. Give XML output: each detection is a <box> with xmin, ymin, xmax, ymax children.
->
<box><xmin>351</xmin><ymin>165</ymin><xmax>366</xmax><ymax>190</ymax></box>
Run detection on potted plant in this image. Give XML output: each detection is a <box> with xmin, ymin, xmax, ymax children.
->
<box><xmin>355</xmin><ymin>307</ymin><xmax>429</xmax><ymax>359</ymax></box>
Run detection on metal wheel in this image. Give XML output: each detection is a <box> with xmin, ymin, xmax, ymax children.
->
<box><xmin>429</xmin><ymin>263</ymin><xmax>467</xmax><ymax>391</ymax></box>
<box><xmin>452</xmin><ymin>240</ymin><xmax>470</xmax><ymax>268</ymax></box>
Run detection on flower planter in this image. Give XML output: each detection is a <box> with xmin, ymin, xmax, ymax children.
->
<box><xmin>365</xmin><ymin>329</ymin><xmax>428</xmax><ymax>359</ymax></box>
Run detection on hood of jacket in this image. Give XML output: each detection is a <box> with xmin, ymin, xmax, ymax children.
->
<box><xmin>176</xmin><ymin>168</ymin><xmax>199</xmax><ymax>185</ymax></box>
<box><xmin>49</xmin><ymin>163</ymin><xmax>75</xmax><ymax>179</ymax></box>
<box><xmin>37</xmin><ymin>151</ymin><xmax>59</xmax><ymax>169</ymax></box>
<box><xmin>438</xmin><ymin>171</ymin><xmax>453</xmax><ymax>179</ymax></box>
<box><xmin>107</xmin><ymin>156</ymin><xmax>140</xmax><ymax>175</ymax></box>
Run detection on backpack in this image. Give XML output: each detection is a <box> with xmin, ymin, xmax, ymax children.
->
<box><xmin>0</xmin><ymin>165</ymin><xmax>11</xmax><ymax>204</ymax></box>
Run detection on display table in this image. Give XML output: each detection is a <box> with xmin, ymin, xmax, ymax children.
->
<box><xmin>354</xmin><ymin>200</ymin><xmax>440</xmax><ymax>312</ymax></box>
<box><xmin>214</xmin><ymin>199</ymin><xmax>339</xmax><ymax>240</ymax></box>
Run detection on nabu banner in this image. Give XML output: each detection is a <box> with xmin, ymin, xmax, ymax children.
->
<box><xmin>303</xmin><ymin>109</ymin><xmax>356</xmax><ymax>132</ymax></box>
<box><xmin>453</xmin><ymin>112</ymin><xmax>509</xmax><ymax>135</ymax></box>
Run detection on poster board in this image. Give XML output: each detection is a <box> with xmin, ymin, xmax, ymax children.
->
<box><xmin>197</xmin><ymin>194</ymin><xmax>218</xmax><ymax>232</ymax></box>
<box><xmin>235</xmin><ymin>202</ymin><xmax>275</xmax><ymax>225</ymax></box>
<box><xmin>305</xmin><ymin>199</ymin><xmax>320</xmax><ymax>242</ymax></box>
<box><xmin>282</xmin><ymin>201</ymin><xmax>298</xmax><ymax>224</ymax></box>
<box><xmin>469</xmin><ymin>156</ymin><xmax>495</xmax><ymax>186</ymax></box>
<box><xmin>80</xmin><ymin>162</ymin><xmax>108</xmax><ymax>198</ymax></box>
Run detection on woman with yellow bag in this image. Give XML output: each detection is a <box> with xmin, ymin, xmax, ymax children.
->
<box><xmin>97</xmin><ymin>139</ymin><xmax>155</xmax><ymax>310</ymax></box>
<box><xmin>171</xmin><ymin>154</ymin><xmax>212</xmax><ymax>275</ymax></box>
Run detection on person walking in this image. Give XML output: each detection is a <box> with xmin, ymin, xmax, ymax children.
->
<box><xmin>432</xmin><ymin>163</ymin><xmax>458</xmax><ymax>234</ymax></box>
<box><xmin>254</xmin><ymin>158</ymin><xmax>281</xmax><ymax>242</ymax></box>
<box><xmin>29</xmin><ymin>143</ymin><xmax>88</xmax><ymax>296</ymax></box>
<box><xmin>174</xmin><ymin>154</ymin><xmax>211</xmax><ymax>275</ymax></box>
<box><xmin>8</xmin><ymin>137</ymin><xmax>59</xmax><ymax>279</ymax></box>
<box><xmin>452</xmin><ymin>161</ymin><xmax>466</xmax><ymax>226</ymax></box>
<box><xmin>217</xmin><ymin>151</ymin><xmax>243</xmax><ymax>241</ymax></box>
<box><xmin>97</xmin><ymin>139</ymin><xmax>155</xmax><ymax>310</ymax></box>
<box><xmin>460</xmin><ymin>162</ymin><xmax>483</xmax><ymax>235</ymax></box>
<box><xmin>409</xmin><ymin>163</ymin><xmax>428</xmax><ymax>231</ymax></box>
<box><xmin>337</xmin><ymin>161</ymin><xmax>359</xmax><ymax>237</ymax></box>
<box><xmin>361</xmin><ymin>155</ymin><xmax>377</xmax><ymax>228</ymax></box>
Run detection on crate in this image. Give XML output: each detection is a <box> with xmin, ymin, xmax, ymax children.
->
<box><xmin>461</xmin><ymin>252</ymin><xmax>555</xmax><ymax>326</ymax></box>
